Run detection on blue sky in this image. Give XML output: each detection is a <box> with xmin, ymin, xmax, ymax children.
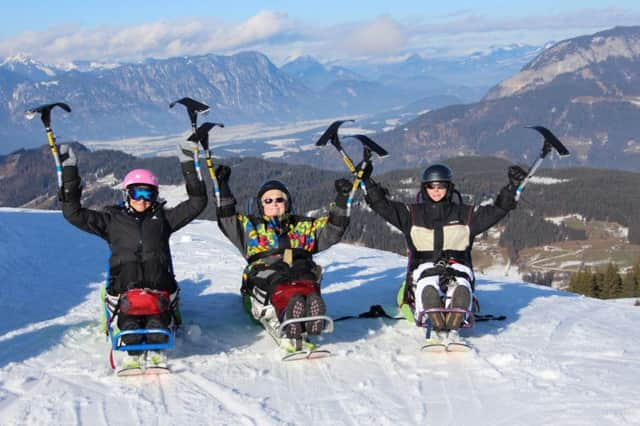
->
<box><xmin>1</xmin><ymin>1</ymin><xmax>639</xmax><ymax>64</ymax></box>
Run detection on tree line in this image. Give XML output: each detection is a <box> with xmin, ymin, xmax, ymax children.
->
<box><xmin>3</xmin><ymin>145</ymin><xmax>639</xmax><ymax>260</ymax></box>
<box><xmin>567</xmin><ymin>260</ymin><xmax>640</xmax><ymax>300</ymax></box>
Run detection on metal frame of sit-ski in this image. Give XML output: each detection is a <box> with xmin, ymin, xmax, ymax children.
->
<box><xmin>104</xmin><ymin>303</ymin><xmax>176</xmax><ymax>369</ymax></box>
<box><xmin>256</xmin><ymin>304</ymin><xmax>334</xmax><ymax>360</ymax></box>
<box><xmin>416</xmin><ymin>307</ymin><xmax>474</xmax><ymax>336</ymax></box>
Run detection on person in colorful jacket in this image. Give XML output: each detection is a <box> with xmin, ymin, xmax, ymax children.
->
<box><xmin>215</xmin><ymin>165</ymin><xmax>351</xmax><ymax>338</ymax></box>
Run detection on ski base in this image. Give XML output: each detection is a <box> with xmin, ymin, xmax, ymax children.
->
<box><xmin>282</xmin><ymin>347</ymin><xmax>331</xmax><ymax>361</ymax></box>
<box><xmin>116</xmin><ymin>367</ymin><xmax>145</xmax><ymax>377</ymax></box>
<box><xmin>144</xmin><ymin>366</ymin><xmax>171</xmax><ymax>375</ymax></box>
<box><xmin>421</xmin><ymin>343</ymin><xmax>447</xmax><ymax>352</ymax></box>
<box><xmin>420</xmin><ymin>330</ymin><xmax>473</xmax><ymax>353</ymax></box>
<box><xmin>445</xmin><ymin>342</ymin><xmax>473</xmax><ymax>352</ymax></box>
<box><xmin>279</xmin><ymin>337</ymin><xmax>331</xmax><ymax>361</ymax></box>
<box><xmin>116</xmin><ymin>366</ymin><xmax>171</xmax><ymax>377</ymax></box>
<box><xmin>259</xmin><ymin>310</ymin><xmax>333</xmax><ymax>361</ymax></box>
<box><xmin>420</xmin><ymin>342</ymin><xmax>473</xmax><ymax>353</ymax></box>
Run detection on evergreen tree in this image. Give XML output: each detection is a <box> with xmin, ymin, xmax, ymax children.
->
<box><xmin>602</xmin><ymin>263</ymin><xmax>621</xmax><ymax>299</ymax></box>
<box><xmin>590</xmin><ymin>272</ymin><xmax>604</xmax><ymax>299</ymax></box>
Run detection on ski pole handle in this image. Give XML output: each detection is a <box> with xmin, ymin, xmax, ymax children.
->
<box><xmin>24</xmin><ymin>102</ymin><xmax>71</xmax><ymax>189</ymax></box>
<box><xmin>46</xmin><ymin>128</ymin><xmax>63</xmax><ymax>188</ymax></box>
<box><xmin>340</xmin><ymin>149</ymin><xmax>367</xmax><ymax>191</ymax></box>
<box><xmin>515</xmin><ymin>157</ymin><xmax>544</xmax><ymax>201</ymax></box>
<box><xmin>346</xmin><ymin>160</ymin><xmax>371</xmax><ymax>215</ymax></box>
<box><xmin>340</xmin><ymin>151</ymin><xmax>356</xmax><ymax>173</ymax></box>
<box><xmin>346</xmin><ymin>180</ymin><xmax>359</xmax><ymax>217</ymax></box>
<box><xmin>190</xmin><ymin>144</ymin><xmax>203</xmax><ymax>181</ymax></box>
<box><xmin>204</xmin><ymin>152</ymin><xmax>221</xmax><ymax>206</ymax></box>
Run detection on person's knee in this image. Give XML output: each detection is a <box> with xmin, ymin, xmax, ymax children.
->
<box><xmin>145</xmin><ymin>313</ymin><xmax>171</xmax><ymax>344</ymax></box>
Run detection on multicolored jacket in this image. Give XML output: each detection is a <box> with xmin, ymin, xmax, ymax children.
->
<box><xmin>216</xmin><ymin>191</ymin><xmax>348</xmax><ymax>275</ymax></box>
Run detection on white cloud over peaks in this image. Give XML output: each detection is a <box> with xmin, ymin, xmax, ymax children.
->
<box><xmin>341</xmin><ymin>16</ymin><xmax>407</xmax><ymax>56</ymax></box>
<box><xmin>1</xmin><ymin>8</ymin><xmax>639</xmax><ymax>64</ymax></box>
<box><xmin>0</xmin><ymin>11</ymin><xmax>294</xmax><ymax>63</ymax></box>
<box><xmin>233</xmin><ymin>10</ymin><xmax>291</xmax><ymax>45</ymax></box>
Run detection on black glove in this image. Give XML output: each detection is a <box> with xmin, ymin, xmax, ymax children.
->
<box><xmin>355</xmin><ymin>161</ymin><xmax>373</xmax><ymax>182</ymax></box>
<box><xmin>508</xmin><ymin>165</ymin><xmax>527</xmax><ymax>186</ymax></box>
<box><xmin>215</xmin><ymin>164</ymin><xmax>231</xmax><ymax>184</ymax></box>
<box><xmin>495</xmin><ymin>184</ymin><xmax>518</xmax><ymax>210</ymax></box>
<box><xmin>215</xmin><ymin>164</ymin><xmax>232</xmax><ymax>197</ymax></box>
<box><xmin>334</xmin><ymin>178</ymin><xmax>352</xmax><ymax>208</ymax></box>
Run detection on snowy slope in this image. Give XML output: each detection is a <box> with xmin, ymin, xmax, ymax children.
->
<box><xmin>1</xmin><ymin>208</ymin><xmax>639</xmax><ymax>425</ymax></box>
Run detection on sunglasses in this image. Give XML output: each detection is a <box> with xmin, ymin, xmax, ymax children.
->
<box><xmin>425</xmin><ymin>182</ymin><xmax>449</xmax><ymax>190</ymax></box>
<box><xmin>262</xmin><ymin>197</ymin><xmax>286</xmax><ymax>205</ymax></box>
<box><xmin>128</xmin><ymin>187</ymin><xmax>158</xmax><ymax>202</ymax></box>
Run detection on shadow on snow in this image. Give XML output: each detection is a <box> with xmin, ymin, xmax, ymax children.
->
<box><xmin>317</xmin><ymin>257</ymin><xmax>578</xmax><ymax>345</ymax></box>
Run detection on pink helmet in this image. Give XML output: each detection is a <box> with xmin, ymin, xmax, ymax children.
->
<box><xmin>122</xmin><ymin>169</ymin><xmax>159</xmax><ymax>189</ymax></box>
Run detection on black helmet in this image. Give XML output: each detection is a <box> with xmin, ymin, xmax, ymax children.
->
<box><xmin>256</xmin><ymin>180</ymin><xmax>292</xmax><ymax>214</ymax></box>
<box><xmin>421</xmin><ymin>164</ymin><xmax>453</xmax><ymax>183</ymax></box>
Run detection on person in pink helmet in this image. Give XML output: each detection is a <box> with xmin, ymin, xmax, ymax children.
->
<box><xmin>58</xmin><ymin>141</ymin><xmax>207</xmax><ymax>374</ymax></box>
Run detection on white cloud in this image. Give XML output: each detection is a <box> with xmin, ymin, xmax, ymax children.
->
<box><xmin>0</xmin><ymin>11</ymin><xmax>295</xmax><ymax>63</ymax></box>
<box><xmin>341</xmin><ymin>16</ymin><xmax>407</xmax><ymax>56</ymax></box>
<box><xmin>0</xmin><ymin>8</ymin><xmax>638</xmax><ymax>64</ymax></box>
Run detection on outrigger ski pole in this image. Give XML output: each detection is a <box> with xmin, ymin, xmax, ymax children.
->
<box><xmin>24</xmin><ymin>102</ymin><xmax>72</xmax><ymax>188</ymax></box>
<box><xmin>516</xmin><ymin>126</ymin><xmax>570</xmax><ymax>201</ymax></box>
<box><xmin>187</xmin><ymin>121</ymin><xmax>225</xmax><ymax>205</ymax></box>
<box><xmin>316</xmin><ymin>120</ymin><xmax>388</xmax><ymax>216</ymax></box>
<box><xmin>170</xmin><ymin>97</ymin><xmax>210</xmax><ymax>181</ymax></box>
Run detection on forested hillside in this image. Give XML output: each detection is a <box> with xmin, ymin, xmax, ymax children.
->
<box><xmin>2</xmin><ymin>144</ymin><xmax>639</xmax><ymax>285</ymax></box>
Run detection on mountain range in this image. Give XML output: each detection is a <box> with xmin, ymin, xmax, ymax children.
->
<box><xmin>358</xmin><ymin>26</ymin><xmax>640</xmax><ymax>172</ymax></box>
<box><xmin>1</xmin><ymin>44</ymin><xmax>540</xmax><ymax>155</ymax></box>
<box><xmin>3</xmin><ymin>26</ymin><xmax>640</xmax><ymax>171</ymax></box>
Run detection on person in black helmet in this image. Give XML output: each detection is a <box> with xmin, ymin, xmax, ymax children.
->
<box><xmin>361</xmin><ymin>162</ymin><xmax>527</xmax><ymax>332</ymax></box>
<box><xmin>214</xmin><ymin>165</ymin><xmax>353</xmax><ymax>341</ymax></box>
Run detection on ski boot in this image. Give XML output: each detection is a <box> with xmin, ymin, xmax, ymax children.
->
<box><xmin>304</xmin><ymin>292</ymin><xmax>326</xmax><ymax>335</ymax></box>
<box><xmin>145</xmin><ymin>350</ymin><xmax>170</xmax><ymax>374</ymax></box>
<box><xmin>117</xmin><ymin>353</ymin><xmax>144</xmax><ymax>376</ymax></box>
<box><xmin>283</xmin><ymin>295</ymin><xmax>306</xmax><ymax>339</ymax></box>
<box><xmin>445</xmin><ymin>285</ymin><xmax>471</xmax><ymax>330</ymax></box>
<box><xmin>422</xmin><ymin>286</ymin><xmax>445</xmax><ymax>330</ymax></box>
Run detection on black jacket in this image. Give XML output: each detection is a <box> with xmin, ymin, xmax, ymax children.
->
<box><xmin>61</xmin><ymin>162</ymin><xmax>207</xmax><ymax>295</ymax></box>
<box><xmin>365</xmin><ymin>180</ymin><xmax>517</xmax><ymax>270</ymax></box>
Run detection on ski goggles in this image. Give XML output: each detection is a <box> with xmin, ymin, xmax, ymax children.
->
<box><xmin>128</xmin><ymin>186</ymin><xmax>158</xmax><ymax>202</ymax></box>
<box><xmin>425</xmin><ymin>182</ymin><xmax>449</xmax><ymax>190</ymax></box>
<box><xmin>262</xmin><ymin>197</ymin><xmax>286</xmax><ymax>205</ymax></box>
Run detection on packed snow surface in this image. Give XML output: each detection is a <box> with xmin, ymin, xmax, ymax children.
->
<box><xmin>1</xmin><ymin>208</ymin><xmax>639</xmax><ymax>425</ymax></box>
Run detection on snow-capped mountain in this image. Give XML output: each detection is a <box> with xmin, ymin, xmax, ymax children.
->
<box><xmin>280</xmin><ymin>55</ymin><xmax>365</xmax><ymax>91</ymax></box>
<box><xmin>0</xmin><ymin>53</ymin><xmax>58</xmax><ymax>81</ymax></box>
<box><xmin>1</xmin><ymin>207</ymin><xmax>639</xmax><ymax>424</ymax></box>
<box><xmin>366</xmin><ymin>26</ymin><xmax>640</xmax><ymax>171</ymax></box>
<box><xmin>4</xmin><ymin>51</ymin><xmax>317</xmax><ymax>154</ymax></box>
<box><xmin>485</xmin><ymin>26</ymin><xmax>640</xmax><ymax>100</ymax></box>
<box><xmin>2</xmin><ymin>43</ymin><xmax>542</xmax><ymax>155</ymax></box>
<box><xmin>342</xmin><ymin>44</ymin><xmax>543</xmax><ymax>90</ymax></box>
<box><xmin>56</xmin><ymin>59</ymin><xmax>122</xmax><ymax>72</ymax></box>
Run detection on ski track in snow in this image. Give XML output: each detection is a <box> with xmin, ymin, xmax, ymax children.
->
<box><xmin>1</xmin><ymin>208</ymin><xmax>640</xmax><ymax>425</ymax></box>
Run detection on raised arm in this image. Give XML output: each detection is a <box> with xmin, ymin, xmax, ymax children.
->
<box><xmin>361</xmin><ymin>163</ymin><xmax>412</xmax><ymax>234</ymax></box>
<box><xmin>313</xmin><ymin>178</ymin><xmax>352</xmax><ymax>251</ymax></box>
<box><xmin>469</xmin><ymin>165</ymin><xmax>527</xmax><ymax>236</ymax></box>
<box><xmin>214</xmin><ymin>164</ymin><xmax>250</xmax><ymax>254</ymax></box>
<box><xmin>59</xmin><ymin>145</ymin><xmax>111</xmax><ymax>240</ymax></box>
<box><xmin>164</xmin><ymin>141</ymin><xmax>208</xmax><ymax>232</ymax></box>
